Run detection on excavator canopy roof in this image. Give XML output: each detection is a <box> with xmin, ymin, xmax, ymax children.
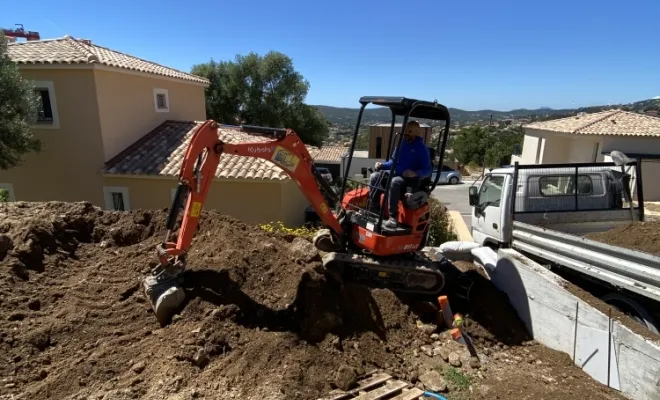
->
<box><xmin>358</xmin><ymin>96</ymin><xmax>450</xmax><ymax>122</ymax></box>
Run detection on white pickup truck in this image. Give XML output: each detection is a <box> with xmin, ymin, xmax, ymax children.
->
<box><xmin>468</xmin><ymin>161</ymin><xmax>660</xmax><ymax>333</ymax></box>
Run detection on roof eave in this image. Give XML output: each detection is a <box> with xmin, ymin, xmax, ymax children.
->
<box><xmin>14</xmin><ymin>61</ymin><xmax>210</xmax><ymax>87</ymax></box>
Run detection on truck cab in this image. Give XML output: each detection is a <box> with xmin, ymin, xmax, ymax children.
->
<box><xmin>469</xmin><ymin>164</ymin><xmax>629</xmax><ymax>248</ymax></box>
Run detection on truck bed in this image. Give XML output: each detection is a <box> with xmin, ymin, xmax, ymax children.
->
<box><xmin>510</xmin><ymin>209</ymin><xmax>660</xmax><ymax>305</ymax></box>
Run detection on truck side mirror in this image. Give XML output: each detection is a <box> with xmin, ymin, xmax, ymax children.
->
<box><xmin>468</xmin><ymin>186</ymin><xmax>479</xmax><ymax>206</ymax></box>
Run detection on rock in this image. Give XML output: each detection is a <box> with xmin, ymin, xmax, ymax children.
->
<box><xmin>479</xmin><ymin>384</ymin><xmax>492</xmax><ymax>396</ymax></box>
<box><xmin>334</xmin><ymin>365</ymin><xmax>358</xmax><ymax>391</ymax></box>
<box><xmin>413</xmin><ymin>349</ymin><xmax>419</xmax><ymax>357</ymax></box>
<box><xmin>193</xmin><ymin>349</ymin><xmax>210</xmax><ymax>368</ymax></box>
<box><xmin>430</xmin><ymin>333</ymin><xmax>440</xmax><ymax>340</ymax></box>
<box><xmin>131</xmin><ymin>361</ymin><xmax>146</xmax><ymax>374</ymax></box>
<box><xmin>469</xmin><ymin>356</ymin><xmax>481</xmax><ymax>369</ymax></box>
<box><xmin>289</xmin><ymin>237</ymin><xmax>319</xmax><ymax>262</ymax></box>
<box><xmin>420</xmin><ymin>345</ymin><xmax>433</xmax><ymax>357</ymax></box>
<box><xmin>27</xmin><ymin>327</ymin><xmax>51</xmax><ymax>351</ymax></box>
<box><xmin>409</xmin><ymin>371</ymin><xmax>419</xmax><ymax>383</ymax></box>
<box><xmin>483</xmin><ymin>347</ymin><xmax>492</xmax><ymax>356</ymax></box>
<box><xmin>438</xmin><ymin>348</ymin><xmax>450</xmax><ymax>362</ymax></box>
<box><xmin>448</xmin><ymin>352</ymin><xmax>462</xmax><ymax>367</ymax></box>
<box><xmin>332</xmin><ymin>336</ymin><xmax>342</xmax><ymax>351</ymax></box>
<box><xmin>419</xmin><ymin>371</ymin><xmax>447</xmax><ymax>393</ymax></box>
<box><xmin>416</xmin><ymin>321</ymin><xmax>436</xmax><ymax>335</ymax></box>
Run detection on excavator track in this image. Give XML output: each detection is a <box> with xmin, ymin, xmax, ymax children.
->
<box><xmin>322</xmin><ymin>250</ymin><xmax>472</xmax><ymax>298</ymax></box>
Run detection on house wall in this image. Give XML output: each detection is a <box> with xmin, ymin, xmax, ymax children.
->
<box><xmin>101</xmin><ymin>176</ymin><xmax>306</xmax><ymax>226</ymax></box>
<box><xmin>0</xmin><ymin>69</ymin><xmax>106</xmax><ymax>205</ymax></box>
<box><xmin>94</xmin><ymin>70</ymin><xmax>207</xmax><ymax>162</ymax></box>
<box><xmin>280</xmin><ymin>180</ymin><xmax>312</xmax><ymax>227</ymax></box>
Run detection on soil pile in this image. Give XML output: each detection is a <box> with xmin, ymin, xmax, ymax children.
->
<box><xmin>0</xmin><ymin>202</ymin><xmax>626</xmax><ymax>400</ymax></box>
<box><xmin>585</xmin><ymin>220</ymin><xmax>660</xmax><ymax>256</ymax></box>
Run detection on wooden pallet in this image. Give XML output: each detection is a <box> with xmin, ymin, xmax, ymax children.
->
<box><xmin>318</xmin><ymin>371</ymin><xmax>425</xmax><ymax>400</ymax></box>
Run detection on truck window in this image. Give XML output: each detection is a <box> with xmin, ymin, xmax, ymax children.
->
<box><xmin>539</xmin><ymin>175</ymin><xmax>593</xmax><ymax>196</ymax></box>
<box><xmin>478</xmin><ymin>175</ymin><xmax>505</xmax><ymax>208</ymax></box>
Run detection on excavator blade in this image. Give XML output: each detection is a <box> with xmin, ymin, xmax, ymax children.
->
<box><xmin>322</xmin><ymin>251</ymin><xmax>474</xmax><ymax>301</ymax></box>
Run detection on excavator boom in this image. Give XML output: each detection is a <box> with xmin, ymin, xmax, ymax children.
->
<box><xmin>158</xmin><ymin>120</ymin><xmax>344</xmax><ymax>264</ymax></box>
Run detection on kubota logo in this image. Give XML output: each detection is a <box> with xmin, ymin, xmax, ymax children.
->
<box><xmin>247</xmin><ymin>146</ymin><xmax>272</xmax><ymax>153</ymax></box>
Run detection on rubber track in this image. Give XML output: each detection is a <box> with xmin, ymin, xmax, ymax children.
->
<box><xmin>322</xmin><ymin>251</ymin><xmax>447</xmax><ymax>296</ymax></box>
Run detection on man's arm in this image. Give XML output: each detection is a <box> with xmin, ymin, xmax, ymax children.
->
<box><xmin>415</xmin><ymin>142</ymin><xmax>432</xmax><ymax>178</ymax></box>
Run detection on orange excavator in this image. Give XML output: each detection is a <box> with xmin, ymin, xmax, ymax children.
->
<box><xmin>143</xmin><ymin>97</ymin><xmax>468</xmax><ymax>325</ymax></box>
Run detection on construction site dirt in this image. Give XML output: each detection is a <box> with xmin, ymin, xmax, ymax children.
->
<box><xmin>0</xmin><ymin>202</ymin><xmax>627</xmax><ymax>399</ymax></box>
<box><xmin>585</xmin><ymin>220</ymin><xmax>660</xmax><ymax>257</ymax></box>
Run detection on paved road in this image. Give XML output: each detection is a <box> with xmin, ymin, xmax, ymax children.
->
<box><xmin>431</xmin><ymin>182</ymin><xmax>473</xmax><ymax>229</ymax></box>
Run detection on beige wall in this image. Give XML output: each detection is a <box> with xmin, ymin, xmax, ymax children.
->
<box><xmin>94</xmin><ymin>70</ymin><xmax>207</xmax><ymax>161</ymax></box>
<box><xmin>280</xmin><ymin>180</ymin><xmax>312</xmax><ymax>226</ymax></box>
<box><xmin>101</xmin><ymin>176</ymin><xmax>308</xmax><ymax>226</ymax></box>
<box><xmin>368</xmin><ymin>125</ymin><xmax>431</xmax><ymax>159</ymax></box>
<box><xmin>0</xmin><ymin>69</ymin><xmax>106</xmax><ymax>204</ymax></box>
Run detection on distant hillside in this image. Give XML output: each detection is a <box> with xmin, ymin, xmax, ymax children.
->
<box><xmin>314</xmin><ymin>98</ymin><xmax>660</xmax><ymax>125</ymax></box>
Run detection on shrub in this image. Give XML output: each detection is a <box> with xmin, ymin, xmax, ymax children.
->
<box><xmin>258</xmin><ymin>221</ymin><xmax>319</xmax><ymax>240</ymax></box>
<box><xmin>427</xmin><ymin>197</ymin><xmax>458</xmax><ymax>246</ymax></box>
<box><xmin>0</xmin><ymin>189</ymin><xmax>8</xmax><ymax>202</ymax></box>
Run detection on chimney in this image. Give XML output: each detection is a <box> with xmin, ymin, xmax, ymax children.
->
<box><xmin>79</xmin><ymin>39</ymin><xmax>92</xmax><ymax>45</ymax></box>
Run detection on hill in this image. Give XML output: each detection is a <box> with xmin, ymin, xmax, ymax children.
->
<box><xmin>315</xmin><ymin>98</ymin><xmax>660</xmax><ymax>125</ymax></box>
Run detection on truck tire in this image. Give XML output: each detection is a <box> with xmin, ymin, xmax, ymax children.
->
<box><xmin>601</xmin><ymin>292</ymin><xmax>660</xmax><ymax>335</ymax></box>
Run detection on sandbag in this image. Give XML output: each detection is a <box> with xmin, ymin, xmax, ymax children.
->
<box><xmin>439</xmin><ymin>241</ymin><xmax>481</xmax><ymax>254</ymax></box>
<box><xmin>471</xmin><ymin>246</ymin><xmax>498</xmax><ymax>272</ymax></box>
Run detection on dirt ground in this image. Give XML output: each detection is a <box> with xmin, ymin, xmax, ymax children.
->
<box><xmin>585</xmin><ymin>220</ymin><xmax>660</xmax><ymax>256</ymax></box>
<box><xmin>0</xmin><ymin>202</ymin><xmax>627</xmax><ymax>400</ymax></box>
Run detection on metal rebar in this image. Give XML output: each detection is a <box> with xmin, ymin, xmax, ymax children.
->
<box><xmin>573</xmin><ymin>301</ymin><xmax>579</xmax><ymax>363</ymax></box>
<box><xmin>607</xmin><ymin>307</ymin><xmax>612</xmax><ymax>388</ymax></box>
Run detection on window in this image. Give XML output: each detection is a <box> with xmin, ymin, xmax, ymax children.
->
<box><xmin>32</xmin><ymin>81</ymin><xmax>59</xmax><ymax>129</ymax></box>
<box><xmin>478</xmin><ymin>175</ymin><xmax>504</xmax><ymax>208</ymax></box>
<box><xmin>441</xmin><ymin>165</ymin><xmax>454</xmax><ymax>172</ymax></box>
<box><xmin>539</xmin><ymin>175</ymin><xmax>593</xmax><ymax>196</ymax></box>
<box><xmin>375</xmin><ymin>137</ymin><xmax>382</xmax><ymax>158</ymax></box>
<box><xmin>153</xmin><ymin>88</ymin><xmax>170</xmax><ymax>113</ymax></box>
<box><xmin>103</xmin><ymin>186</ymin><xmax>130</xmax><ymax>211</ymax></box>
<box><xmin>0</xmin><ymin>183</ymin><xmax>16</xmax><ymax>202</ymax></box>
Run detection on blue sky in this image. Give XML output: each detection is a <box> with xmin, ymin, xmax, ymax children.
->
<box><xmin>3</xmin><ymin>0</ymin><xmax>659</xmax><ymax>110</ymax></box>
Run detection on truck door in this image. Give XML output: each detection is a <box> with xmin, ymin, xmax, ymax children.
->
<box><xmin>472</xmin><ymin>174</ymin><xmax>506</xmax><ymax>245</ymax></box>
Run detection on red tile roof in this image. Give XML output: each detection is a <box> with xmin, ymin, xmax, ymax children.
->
<box><xmin>103</xmin><ymin>121</ymin><xmax>289</xmax><ymax>180</ymax></box>
<box><xmin>8</xmin><ymin>36</ymin><xmax>209</xmax><ymax>85</ymax></box>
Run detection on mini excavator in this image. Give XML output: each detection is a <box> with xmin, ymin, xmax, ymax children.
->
<box><xmin>143</xmin><ymin>96</ymin><xmax>470</xmax><ymax>325</ymax></box>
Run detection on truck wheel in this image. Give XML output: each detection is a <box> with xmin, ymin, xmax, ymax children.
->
<box><xmin>449</xmin><ymin>177</ymin><xmax>459</xmax><ymax>185</ymax></box>
<box><xmin>601</xmin><ymin>292</ymin><xmax>660</xmax><ymax>334</ymax></box>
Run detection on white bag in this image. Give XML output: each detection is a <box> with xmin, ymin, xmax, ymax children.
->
<box><xmin>439</xmin><ymin>241</ymin><xmax>481</xmax><ymax>254</ymax></box>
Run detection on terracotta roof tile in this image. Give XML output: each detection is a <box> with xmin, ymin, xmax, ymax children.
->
<box><xmin>103</xmin><ymin>121</ymin><xmax>288</xmax><ymax>180</ymax></box>
<box><xmin>8</xmin><ymin>36</ymin><xmax>209</xmax><ymax>84</ymax></box>
<box><xmin>310</xmin><ymin>146</ymin><xmax>348</xmax><ymax>163</ymax></box>
<box><xmin>524</xmin><ymin>110</ymin><xmax>660</xmax><ymax>137</ymax></box>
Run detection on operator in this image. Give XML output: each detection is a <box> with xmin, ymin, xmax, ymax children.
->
<box><xmin>367</xmin><ymin>120</ymin><xmax>432</xmax><ymax>228</ymax></box>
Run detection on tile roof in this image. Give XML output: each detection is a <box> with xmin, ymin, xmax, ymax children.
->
<box><xmin>524</xmin><ymin>110</ymin><xmax>660</xmax><ymax>137</ymax></box>
<box><xmin>310</xmin><ymin>146</ymin><xmax>348</xmax><ymax>163</ymax></box>
<box><xmin>7</xmin><ymin>36</ymin><xmax>209</xmax><ymax>85</ymax></box>
<box><xmin>103</xmin><ymin>121</ymin><xmax>289</xmax><ymax>180</ymax></box>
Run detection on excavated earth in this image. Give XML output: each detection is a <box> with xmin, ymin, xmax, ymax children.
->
<box><xmin>0</xmin><ymin>202</ymin><xmax>627</xmax><ymax>400</ymax></box>
<box><xmin>585</xmin><ymin>220</ymin><xmax>660</xmax><ymax>256</ymax></box>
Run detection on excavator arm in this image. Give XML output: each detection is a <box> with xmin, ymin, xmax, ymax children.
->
<box><xmin>156</xmin><ymin>120</ymin><xmax>344</xmax><ymax>266</ymax></box>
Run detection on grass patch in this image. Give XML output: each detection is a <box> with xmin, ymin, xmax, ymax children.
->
<box><xmin>443</xmin><ymin>367</ymin><xmax>471</xmax><ymax>390</ymax></box>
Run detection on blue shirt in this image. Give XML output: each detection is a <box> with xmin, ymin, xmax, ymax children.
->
<box><xmin>380</xmin><ymin>136</ymin><xmax>432</xmax><ymax>178</ymax></box>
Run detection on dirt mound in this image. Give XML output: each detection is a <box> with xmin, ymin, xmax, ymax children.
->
<box><xmin>0</xmin><ymin>201</ymin><xmax>625</xmax><ymax>400</ymax></box>
<box><xmin>584</xmin><ymin>220</ymin><xmax>660</xmax><ymax>256</ymax></box>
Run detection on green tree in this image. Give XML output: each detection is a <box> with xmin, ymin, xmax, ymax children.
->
<box><xmin>191</xmin><ymin>51</ymin><xmax>329</xmax><ymax>146</ymax></box>
<box><xmin>0</xmin><ymin>32</ymin><xmax>42</xmax><ymax>170</ymax></box>
<box><xmin>451</xmin><ymin>125</ymin><xmax>523</xmax><ymax>168</ymax></box>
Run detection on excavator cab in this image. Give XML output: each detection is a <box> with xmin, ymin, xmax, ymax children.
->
<box><xmin>330</xmin><ymin>97</ymin><xmax>451</xmax><ymax>256</ymax></box>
